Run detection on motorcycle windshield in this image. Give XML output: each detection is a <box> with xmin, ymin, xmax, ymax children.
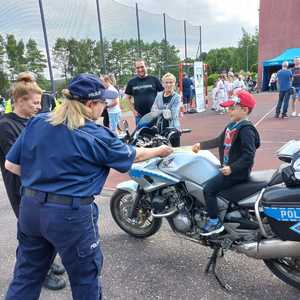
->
<box><xmin>137</xmin><ymin>111</ymin><xmax>162</xmax><ymax>129</ymax></box>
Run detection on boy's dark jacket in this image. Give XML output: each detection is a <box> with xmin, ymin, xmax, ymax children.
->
<box><xmin>200</xmin><ymin>120</ymin><xmax>260</xmax><ymax>180</ymax></box>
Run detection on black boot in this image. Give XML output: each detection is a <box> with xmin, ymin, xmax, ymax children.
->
<box><xmin>43</xmin><ymin>270</ymin><xmax>66</xmax><ymax>290</ymax></box>
<box><xmin>50</xmin><ymin>262</ymin><xmax>65</xmax><ymax>275</ymax></box>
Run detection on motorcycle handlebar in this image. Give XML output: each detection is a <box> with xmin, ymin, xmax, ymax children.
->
<box><xmin>180</xmin><ymin>128</ymin><xmax>192</xmax><ymax>134</ymax></box>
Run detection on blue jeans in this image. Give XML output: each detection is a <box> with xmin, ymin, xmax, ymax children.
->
<box><xmin>276</xmin><ymin>90</ymin><xmax>290</xmax><ymax>115</ymax></box>
<box><xmin>108</xmin><ymin>112</ymin><xmax>121</xmax><ymax>132</ymax></box>
<box><xmin>203</xmin><ymin>173</ymin><xmax>246</xmax><ymax>218</ymax></box>
<box><xmin>6</xmin><ymin>193</ymin><xmax>102</xmax><ymax>300</ymax></box>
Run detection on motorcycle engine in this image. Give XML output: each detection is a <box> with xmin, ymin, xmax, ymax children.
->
<box><xmin>154</xmin><ymin>186</ymin><xmax>193</xmax><ymax>233</ymax></box>
<box><xmin>172</xmin><ymin>211</ymin><xmax>192</xmax><ymax>233</ymax></box>
<box><xmin>152</xmin><ymin>195</ymin><xmax>167</xmax><ymax>214</ymax></box>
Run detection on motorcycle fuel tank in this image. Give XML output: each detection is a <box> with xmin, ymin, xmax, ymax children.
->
<box><xmin>159</xmin><ymin>151</ymin><xmax>220</xmax><ymax>185</ymax></box>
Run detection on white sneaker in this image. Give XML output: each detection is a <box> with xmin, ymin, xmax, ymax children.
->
<box><xmin>298</xmin><ymin>113</ymin><xmax>300</xmax><ymax>117</ymax></box>
<box><xmin>292</xmin><ymin>111</ymin><xmax>297</xmax><ymax>117</ymax></box>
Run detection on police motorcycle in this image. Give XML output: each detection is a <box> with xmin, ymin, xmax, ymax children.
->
<box><xmin>118</xmin><ymin>110</ymin><xmax>191</xmax><ymax>148</ymax></box>
<box><xmin>110</xmin><ymin>140</ymin><xmax>300</xmax><ymax>290</ymax></box>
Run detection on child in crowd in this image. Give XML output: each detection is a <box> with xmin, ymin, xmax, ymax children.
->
<box><xmin>215</xmin><ymin>75</ymin><xmax>226</xmax><ymax>113</ymax></box>
<box><xmin>211</xmin><ymin>80</ymin><xmax>218</xmax><ymax>111</ymax></box>
<box><xmin>192</xmin><ymin>90</ymin><xmax>260</xmax><ymax>235</ymax></box>
<box><xmin>102</xmin><ymin>74</ymin><xmax>121</xmax><ymax>134</ymax></box>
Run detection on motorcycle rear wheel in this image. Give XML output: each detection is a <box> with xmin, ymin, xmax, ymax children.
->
<box><xmin>110</xmin><ymin>189</ymin><xmax>162</xmax><ymax>238</ymax></box>
<box><xmin>264</xmin><ymin>257</ymin><xmax>300</xmax><ymax>289</ymax></box>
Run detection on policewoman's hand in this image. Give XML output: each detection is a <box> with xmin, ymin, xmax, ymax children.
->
<box><xmin>157</xmin><ymin>145</ymin><xmax>173</xmax><ymax>158</ymax></box>
<box><xmin>134</xmin><ymin>145</ymin><xmax>173</xmax><ymax>162</ymax></box>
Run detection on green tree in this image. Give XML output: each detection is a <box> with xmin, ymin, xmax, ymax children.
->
<box><xmin>25</xmin><ymin>38</ymin><xmax>47</xmax><ymax>78</ymax></box>
<box><xmin>94</xmin><ymin>39</ymin><xmax>110</xmax><ymax>75</ymax></box>
<box><xmin>75</xmin><ymin>39</ymin><xmax>97</xmax><ymax>74</ymax></box>
<box><xmin>106</xmin><ymin>39</ymin><xmax>134</xmax><ymax>83</ymax></box>
<box><xmin>205</xmin><ymin>47</ymin><xmax>237</xmax><ymax>73</ymax></box>
<box><xmin>0</xmin><ymin>34</ymin><xmax>5</xmax><ymax>70</ymax></box>
<box><xmin>0</xmin><ymin>35</ymin><xmax>9</xmax><ymax>95</ymax></box>
<box><xmin>6</xmin><ymin>34</ymin><xmax>26</xmax><ymax>78</ymax></box>
<box><xmin>51</xmin><ymin>38</ymin><xmax>181</xmax><ymax>88</ymax></box>
<box><xmin>52</xmin><ymin>38</ymin><xmax>70</xmax><ymax>83</ymax></box>
<box><xmin>203</xmin><ymin>28</ymin><xmax>258</xmax><ymax>74</ymax></box>
<box><xmin>237</xmin><ymin>28</ymin><xmax>258</xmax><ymax>72</ymax></box>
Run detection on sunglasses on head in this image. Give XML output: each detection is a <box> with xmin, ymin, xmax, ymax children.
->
<box><xmin>228</xmin><ymin>104</ymin><xmax>247</xmax><ymax>111</ymax></box>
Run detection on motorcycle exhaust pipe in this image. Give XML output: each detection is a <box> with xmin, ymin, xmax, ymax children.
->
<box><xmin>236</xmin><ymin>239</ymin><xmax>300</xmax><ymax>259</ymax></box>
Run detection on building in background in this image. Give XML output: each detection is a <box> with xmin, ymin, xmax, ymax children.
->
<box><xmin>258</xmin><ymin>0</ymin><xmax>300</xmax><ymax>90</ymax></box>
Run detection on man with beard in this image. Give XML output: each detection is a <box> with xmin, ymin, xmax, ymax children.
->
<box><xmin>125</xmin><ymin>59</ymin><xmax>164</xmax><ymax>125</ymax></box>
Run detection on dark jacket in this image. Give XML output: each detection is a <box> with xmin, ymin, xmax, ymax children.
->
<box><xmin>0</xmin><ymin>113</ymin><xmax>27</xmax><ymax>217</ymax></box>
<box><xmin>40</xmin><ymin>92</ymin><xmax>56</xmax><ymax>113</ymax></box>
<box><xmin>200</xmin><ymin>120</ymin><xmax>260</xmax><ymax>180</ymax></box>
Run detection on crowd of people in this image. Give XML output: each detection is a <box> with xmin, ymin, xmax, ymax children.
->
<box><xmin>211</xmin><ymin>71</ymin><xmax>257</xmax><ymax>114</ymax></box>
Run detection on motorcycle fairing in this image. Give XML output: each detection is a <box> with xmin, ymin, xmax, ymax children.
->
<box><xmin>159</xmin><ymin>152</ymin><xmax>220</xmax><ymax>185</ymax></box>
<box><xmin>129</xmin><ymin>158</ymin><xmax>180</xmax><ymax>192</ymax></box>
<box><xmin>116</xmin><ymin>180</ymin><xmax>139</xmax><ymax>194</ymax></box>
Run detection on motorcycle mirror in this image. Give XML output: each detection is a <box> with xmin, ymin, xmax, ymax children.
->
<box><xmin>181</xmin><ymin>128</ymin><xmax>192</xmax><ymax>134</ymax></box>
<box><xmin>150</xmin><ymin>126</ymin><xmax>158</xmax><ymax>134</ymax></box>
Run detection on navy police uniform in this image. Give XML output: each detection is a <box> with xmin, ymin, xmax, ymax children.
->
<box><xmin>5</xmin><ymin>113</ymin><xmax>136</xmax><ymax>300</ymax></box>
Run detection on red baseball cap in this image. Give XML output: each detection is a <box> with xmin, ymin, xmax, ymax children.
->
<box><xmin>221</xmin><ymin>90</ymin><xmax>256</xmax><ymax>109</ymax></box>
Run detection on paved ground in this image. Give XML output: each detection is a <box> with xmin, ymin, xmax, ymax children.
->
<box><xmin>1</xmin><ymin>92</ymin><xmax>300</xmax><ymax>299</ymax></box>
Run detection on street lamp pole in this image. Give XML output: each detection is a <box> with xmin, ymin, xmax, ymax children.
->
<box><xmin>246</xmin><ymin>45</ymin><xmax>249</xmax><ymax>72</ymax></box>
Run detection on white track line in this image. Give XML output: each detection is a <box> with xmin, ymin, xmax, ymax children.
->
<box><xmin>254</xmin><ymin>105</ymin><xmax>277</xmax><ymax>128</ymax></box>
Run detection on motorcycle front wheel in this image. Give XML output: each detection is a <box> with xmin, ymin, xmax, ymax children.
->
<box><xmin>264</xmin><ymin>257</ymin><xmax>300</xmax><ymax>289</ymax></box>
<box><xmin>110</xmin><ymin>189</ymin><xmax>162</xmax><ymax>238</ymax></box>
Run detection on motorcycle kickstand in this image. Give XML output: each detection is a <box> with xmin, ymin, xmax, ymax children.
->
<box><xmin>204</xmin><ymin>247</ymin><xmax>232</xmax><ymax>291</ymax></box>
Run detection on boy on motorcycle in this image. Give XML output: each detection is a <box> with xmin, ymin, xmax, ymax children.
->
<box><xmin>192</xmin><ymin>90</ymin><xmax>260</xmax><ymax>236</ymax></box>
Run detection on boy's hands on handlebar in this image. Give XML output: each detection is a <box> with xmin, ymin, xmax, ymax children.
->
<box><xmin>220</xmin><ymin>166</ymin><xmax>232</xmax><ymax>176</ymax></box>
<box><xmin>192</xmin><ymin>143</ymin><xmax>201</xmax><ymax>153</ymax></box>
<box><xmin>157</xmin><ymin>145</ymin><xmax>173</xmax><ymax>157</ymax></box>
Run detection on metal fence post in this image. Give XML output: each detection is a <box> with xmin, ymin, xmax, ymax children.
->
<box><xmin>136</xmin><ymin>3</ymin><xmax>141</xmax><ymax>58</ymax></box>
<box><xmin>163</xmin><ymin>13</ymin><xmax>167</xmax><ymax>70</ymax></box>
<box><xmin>199</xmin><ymin>25</ymin><xmax>202</xmax><ymax>59</ymax></box>
<box><xmin>96</xmin><ymin>0</ymin><xmax>106</xmax><ymax>74</ymax></box>
<box><xmin>184</xmin><ymin>20</ymin><xmax>187</xmax><ymax>61</ymax></box>
<box><xmin>38</xmin><ymin>0</ymin><xmax>55</xmax><ymax>93</ymax></box>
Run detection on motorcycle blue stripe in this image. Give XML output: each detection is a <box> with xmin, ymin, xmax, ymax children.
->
<box><xmin>129</xmin><ymin>167</ymin><xmax>179</xmax><ymax>183</ymax></box>
<box><xmin>264</xmin><ymin>207</ymin><xmax>300</xmax><ymax>222</ymax></box>
<box><xmin>290</xmin><ymin>222</ymin><xmax>300</xmax><ymax>235</ymax></box>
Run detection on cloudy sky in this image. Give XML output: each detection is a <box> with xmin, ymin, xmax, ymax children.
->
<box><xmin>119</xmin><ymin>0</ymin><xmax>260</xmax><ymax>44</ymax></box>
<box><xmin>1</xmin><ymin>0</ymin><xmax>259</xmax><ymax>55</ymax></box>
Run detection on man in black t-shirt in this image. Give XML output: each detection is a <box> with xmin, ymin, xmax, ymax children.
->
<box><xmin>40</xmin><ymin>92</ymin><xmax>56</xmax><ymax>113</ymax></box>
<box><xmin>125</xmin><ymin>59</ymin><xmax>164</xmax><ymax>125</ymax></box>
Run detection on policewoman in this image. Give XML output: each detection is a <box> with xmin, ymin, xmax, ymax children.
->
<box><xmin>5</xmin><ymin>74</ymin><xmax>173</xmax><ymax>300</ymax></box>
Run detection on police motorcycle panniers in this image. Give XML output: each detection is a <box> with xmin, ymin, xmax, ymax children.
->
<box><xmin>262</xmin><ymin>186</ymin><xmax>300</xmax><ymax>241</ymax></box>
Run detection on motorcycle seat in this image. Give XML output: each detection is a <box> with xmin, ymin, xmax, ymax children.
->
<box><xmin>218</xmin><ymin>170</ymin><xmax>275</xmax><ymax>203</ymax></box>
